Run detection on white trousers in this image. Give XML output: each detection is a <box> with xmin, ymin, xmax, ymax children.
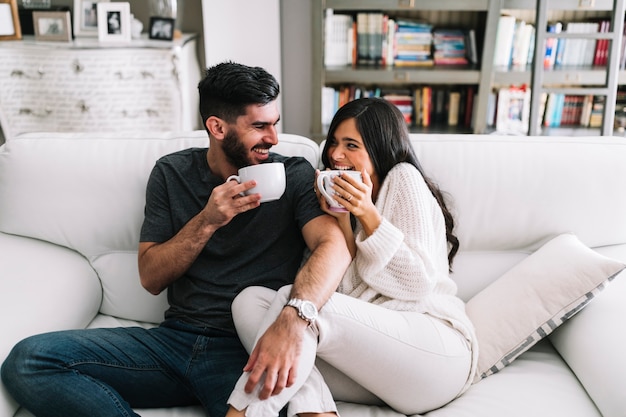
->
<box><xmin>227</xmin><ymin>285</ymin><xmax>471</xmax><ymax>417</ymax></box>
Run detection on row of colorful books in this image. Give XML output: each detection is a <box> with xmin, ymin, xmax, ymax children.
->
<box><xmin>493</xmin><ymin>14</ymin><xmax>613</xmax><ymax>69</ymax></box>
<box><xmin>324</xmin><ymin>10</ymin><xmax>477</xmax><ymax>68</ymax></box>
<box><xmin>321</xmin><ymin>85</ymin><xmax>477</xmax><ymax>128</ymax></box>
<box><xmin>491</xmin><ymin>85</ymin><xmax>613</xmax><ymax>134</ymax></box>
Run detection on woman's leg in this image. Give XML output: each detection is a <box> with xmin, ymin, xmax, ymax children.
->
<box><xmin>311</xmin><ymin>293</ymin><xmax>472</xmax><ymax>415</ymax></box>
<box><xmin>229</xmin><ymin>286</ymin><xmax>337</xmax><ymax>417</ymax></box>
<box><xmin>230</xmin><ymin>287</ymin><xmax>471</xmax><ymax>415</ymax></box>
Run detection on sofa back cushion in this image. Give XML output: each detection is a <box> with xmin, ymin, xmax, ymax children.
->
<box><xmin>409</xmin><ymin>134</ymin><xmax>626</xmax><ymax>299</ymax></box>
<box><xmin>0</xmin><ymin>131</ymin><xmax>319</xmax><ymax>323</ymax></box>
<box><xmin>410</xmin><ymin>134</ymin><xmax>626</xmax><ymax>251</ymax></box>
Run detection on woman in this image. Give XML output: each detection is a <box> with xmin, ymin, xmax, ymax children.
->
<box><xmin>226</xmin><ymin>97</ymin><xmax>477</xmax><ymax>417</ymax></box>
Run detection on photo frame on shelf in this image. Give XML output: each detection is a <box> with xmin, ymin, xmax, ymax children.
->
<box><xmin>148</xmin><ymin>16</ymin><xmax>174</xmax><ymax>41</ymax></box>
<box><xmin>495</xmin><ymin>86</ymin><xmax>531</xmax><ymax>135</ymax></box>
<box><xmin>73</xmin><ymin>0</ymin><xmax>108</xmax><ymax>37</ymax></box>
<box><xmin>97</xmin><ymin>1</ymin><xmax>130</xmax><ymax>43</ymax></box>
<box><xmin>0</xmin><ymin>0</ymin><xmax>21</xmax><ymax>40</ymax></box>
<box><xmin>33</xmin><ymin>10</ymin><xmax>72</xmax><ymax>42</ymax></box>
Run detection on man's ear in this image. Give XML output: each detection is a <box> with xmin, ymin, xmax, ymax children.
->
<box><xmin>205</xmin><ymin>116</ymin><xmax>226</xmax><ymax>139</ymax></box>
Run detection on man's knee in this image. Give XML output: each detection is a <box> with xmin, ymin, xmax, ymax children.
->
<box><xmin>1</xmin><ymin>335</ymin><xmax>41</xmax><ymax>390</ymax></box>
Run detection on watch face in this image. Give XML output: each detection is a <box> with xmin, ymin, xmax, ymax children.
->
<box><xmin>301</xmin><ymin>301</ymin><xmax>318</xmax><ymax>320</ymax></box>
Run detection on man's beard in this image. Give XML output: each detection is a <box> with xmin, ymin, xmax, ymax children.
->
<box><xmin>222</xmin><ymin>129</ymin><xmax>253</xmax><ymax>168</ymax></box>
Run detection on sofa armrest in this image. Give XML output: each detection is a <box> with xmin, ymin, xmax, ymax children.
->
<box><xmin>0</xmin><ymin>233</ymin><xmax>102</xmax><ymax>417</ymax></box>
<box><xmin>549</xmin><ymin>268</ymin><xmax>626</xmax><ymax>417</ymax></box>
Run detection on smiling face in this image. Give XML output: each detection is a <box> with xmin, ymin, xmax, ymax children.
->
<box><xmin>222</xmin><ymin>101</ymin><xmax>281</xmax><ymax>168</ymax></box>
<box><xmin>326</xmin><ymin>117</ymin><xmax>378</xmax><ymax>190</ymax></box>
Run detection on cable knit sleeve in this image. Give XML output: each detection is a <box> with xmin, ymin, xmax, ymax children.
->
<box><xmin>350</xmin><ymin>163</ymin><xmax>449</xmax><ymax>301</ymax></box>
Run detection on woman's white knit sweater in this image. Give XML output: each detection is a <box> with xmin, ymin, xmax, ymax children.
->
<box><xmin>338</xmin><ymin>162</ymin><xmax>478</xmax><ymax>390</ymax></box>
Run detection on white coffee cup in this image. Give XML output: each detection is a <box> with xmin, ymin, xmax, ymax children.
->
<box><xmin>226</xmin><ymin>162</ymin><xmax>286</xmax><ymax>203</ymax></box>
<box><xmin>316</xmin><ymin>170</ymin><xmax>363</xmax><ymax>212</ymax></box>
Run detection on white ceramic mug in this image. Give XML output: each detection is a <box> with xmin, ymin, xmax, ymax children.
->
<box><xmin>226</xmin><ymin>162</ymin><xmax>286</xmax><ymax>203</ymax></box>
<box><xmin>316</xmin><ymin>170</ymin><xmax>363</xmax><ymax>212</ymax></box>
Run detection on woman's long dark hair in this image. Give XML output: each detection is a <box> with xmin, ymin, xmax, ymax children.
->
<box><xmin>321</xmin><ymin>98</ymin><xmax>459</xmax><ymax>270</ymax></box>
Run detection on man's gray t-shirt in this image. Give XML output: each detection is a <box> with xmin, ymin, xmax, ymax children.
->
<box><xmin>140</xmin><ymin>148</ymin><xmax>324</xmax><ymax>334</ymax></box>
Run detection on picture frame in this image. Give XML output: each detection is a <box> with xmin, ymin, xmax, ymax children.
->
<box><xmin>97</xmin><ymin>1</ymin><xmax>130</xmax><ymax>43</ymax></box>
<box><xmin>495</xmin><ymin>86</ymin><xmax>530</xmax><ymax>135</ymax></box>
<box><xmin>0</xmin><ymin>0</ymin><xmax>21</xmax><ymax>40</ymax></box>
<box><xmin>73</xmin><ymin>0</ymin><xmax>108</xmax><ymax>37</ymax></box>
<box><xmin>33</xmin><ymin>10</ymin><xmax>72</xmax><ymax>42</ymax></box>
<box><xmin>148</xmin><ymin>16</ymin><xmax>174</xmax><ymax>41</ymax></box>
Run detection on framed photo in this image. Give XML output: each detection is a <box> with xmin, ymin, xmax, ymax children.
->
<box><xmin>33</xmin><ymin>10</ymin><xmax>72</xmax><ymax>42</ymax></box>
<box><xmin>495</xmin><ymin>86</ymin><xmax>530</xmax><ymax>135</ymax></box>
<box><xmin>97</xmin><ymin>1</ymin><xmax>130</xmax><ymax>43</ymax></box>
<box><xmin>0</xmin><ymin>0</ymin><xmax>21</xmax><ymax>40</ymax></box>
<box><xmin>73</xmin><ymin>0</ymin><xmax>108</xmax><ymax>37</ymax></box>
<box><xmin>149</xmin><ymin>16</ymin><xmax>174</xmax><ymax>41</ymax></box>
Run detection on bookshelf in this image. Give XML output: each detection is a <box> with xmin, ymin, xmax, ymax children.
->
<box><xmin>312</xmin><ymin>0</ymin><xmax>625</xmax><ymax>141</ymax></box>
<box><xmin>528</xmin><ymin>0</ymin><xmax>625</xmax><ymax>135</ymax></box>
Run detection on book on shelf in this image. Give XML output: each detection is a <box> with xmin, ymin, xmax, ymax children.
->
<box><xmin>489</xmin><ymin>15</ymin><xmax>612</xmax><ymax>70</ymax></box>
<box><xmin>324</xmin><ymin>10</ymin><xmax>354</xmax><ymax>67</ymax></box>
<box><xmin>320</xmin><ymin>84</ymin><xmax>477</xmax><ymax>130</ymax></box>
<box><xmin>369</xmin><ymin>12</ymin><xmax>385</xmax><ymax>65</ymax></box>
<box><xmin>464</xmin><ymin>86</ymin><xmax>476</xmax><ymax>128</ymax></box>
<box><xmin>465</xmin><ymin>29</ymin><xmax>478</xmax><ymax>65</ymax></box>
<box><xmin>432</xmin><ymin>29</ymin><xmax>468</xmax><ymax>66</ymax></box>
<box><xmin>511</xmin><ymin>21</ymin><xmax>534</xmax><ymax>68</ymax></box>
<box><xmin>544</xmin><ymin>22</ymin><xmax>562</xmax><ymax>69</ymax></box>
<box><xmin>394</xmin><ymin>19</ymin><xmax>434</xmax><ymax>67</ymax></box>
<box><xmin>588</xmin><ymin>95</ymin><xmax>605</xmax><ymax>128</ymax></box>
<box><xmin>356</xmin><ymin>13</ymin><xmax>370</xmax><ymax>66</ymax></box>
<box><xmin>421</xmin><ymin>86</ymin><xmax>432</xmax><ymax>127</ymax></box>
<box><xmin>382</xmin><ymin>16</ymin><xmax>395</xmax><ymax>67</ymax></box>
<box><xmin>559</xmin><ymin>21</ymin><xmax>600</xmax><ymax>67</ymax></box>
<box><xmin>493</xmin><ymin>15</ymin><xmax>517</xmax><ymax>67</ymax></box>
<box><xmin>579</xmin><ymin>94</ymin><xmax>594</xmax><ymax>127</ymax></box>
<box><xmin>448</xmin><ymin>91</ymin><xmax>461</xmax><ymax>126</ymax></box>
<box><xmin>593</xmin><ymin>19</ymin><xmax>610</xmax><ymax>66</ymax></box>
<box><xmin>382</xmin><ymin>90</ymin><xmax>414</xmax><ymax>125</ymax></box>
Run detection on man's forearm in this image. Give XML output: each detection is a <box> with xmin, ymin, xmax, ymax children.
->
<box><xmin>138</xmin><ymin>213</ymin><xmax>218</xmax><ymax>295</ymax></box>
<box><xmin>290</xmin><ymin>216</ymin><xmax>352</xmax><ymax>309</ymax></box>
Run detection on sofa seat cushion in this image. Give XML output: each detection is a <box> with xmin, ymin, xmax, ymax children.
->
<box><xmin>422</xmin><ymin>340</ymin><xmax>602</xmax><ymax>417</ymax></box>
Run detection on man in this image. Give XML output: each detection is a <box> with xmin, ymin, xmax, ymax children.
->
<box><xmin>1</xmin><ymin>62</ymin><xmax>351</xmax><ymax>416</ymax></box>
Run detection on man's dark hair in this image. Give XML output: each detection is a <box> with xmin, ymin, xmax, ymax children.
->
<box><xmin>198</xmin><ymin>61</ymin><xmax>280</xmax><ymax>128</ymax></box>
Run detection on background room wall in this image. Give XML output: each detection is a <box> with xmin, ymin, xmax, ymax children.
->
<box><xmin>0</xmin><ymin>0</ymin><xmax>312</xmax><ymax>144</ymax></box>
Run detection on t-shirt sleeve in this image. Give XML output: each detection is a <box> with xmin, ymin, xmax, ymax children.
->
<box><xmin>288</xmin><ymin>157</ymin><xmax>326</xmax><ymax>230</ymax></box>
<box><xmin>140</xmin><ymin>162</ymin><xmax>175</xmax><ymax>243</ymax></box>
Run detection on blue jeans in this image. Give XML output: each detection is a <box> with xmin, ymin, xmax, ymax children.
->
<box><xmin>1</xmin><ymin>320</ymin><xmax>248</xmax><ymax>417</ymax></box>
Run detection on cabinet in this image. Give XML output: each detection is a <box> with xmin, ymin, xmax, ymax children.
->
<box><xmin>312</xmin><ymin>0</ymin><xmax>624</xmax><ymax>140</ymax></box>
<box><xmin>0</xmin><ymin>34</ymin><xmax>201</xmax><ymax>142</ymax></box>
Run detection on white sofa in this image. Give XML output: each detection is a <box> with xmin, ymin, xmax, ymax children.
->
<box><xmin>1</xmin><ymin>131</ymin><xmax>625</xmax><ymax>417</ymax></box>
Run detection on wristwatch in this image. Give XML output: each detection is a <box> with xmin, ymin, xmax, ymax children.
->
<box><xmin>285</xmin><ymin>298</ymin><xmax>318</xmax><ymax>324</ymax></box>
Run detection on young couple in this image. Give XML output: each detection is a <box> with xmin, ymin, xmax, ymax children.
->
<box><xmin>2</xmin><ymin>62</ymin><xmax>476</xmax><ymax>417</ymax></box>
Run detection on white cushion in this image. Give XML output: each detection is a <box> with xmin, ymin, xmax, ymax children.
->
<box><xmin>466</xmin><ymin>233</ymin><xmax>625</xmax><ymax>381</ymax></box>
<box><xmin>0</xmin><ymin>131</ymin><xmax>319</xmax><ymax>323</ymax></box>
<box><xmin>0</xmin><ymin>233</ymin><xmax>102</xmax><ymax>417</ymax></box>
<box><xmin>423</xmin><ymin>341</ymin><xmax>602</xmax><ymax>417</ymax></box>
<box><xmin>410</xmin><ymin>135</ymin><xmax>626</xmax><ymax>251</ymax></box>
<box><xmin>549</xmin><ymin>244</ymin><xmax>626</xmax><ymax>417</ymax></box>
